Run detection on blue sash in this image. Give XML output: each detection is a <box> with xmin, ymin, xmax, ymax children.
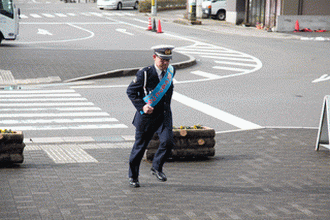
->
<box><xmin>140</xmin><ymin>65</ymin><xmax>174</xmax><ymax>115</ymax></box>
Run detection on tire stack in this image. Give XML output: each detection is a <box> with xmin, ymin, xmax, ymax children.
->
<box><xmin>146</xmin><ymin>127</ymin><xmax>215</xmax><ymax>161</ymax></box>
<box><xmin>0</xmin><ymin>131</ymin><xmax>25</xmax><ymax>164</ymax></box>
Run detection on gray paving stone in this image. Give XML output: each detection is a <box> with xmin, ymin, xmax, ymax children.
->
<box><xmin>1</xmin><ymin>128</ymin><xmax>330</xmax><ymax>219</ymax></box>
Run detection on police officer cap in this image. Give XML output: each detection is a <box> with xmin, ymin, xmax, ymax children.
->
<box><xmin>151</xmin><ymin>45</ymin><xmax>175</xmax><ymax>60</ymax></box>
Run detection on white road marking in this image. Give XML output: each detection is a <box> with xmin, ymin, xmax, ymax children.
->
<box><xmin>0</xmin><ymin>89</ymin><xmax>128</xmax><ymax>131</ymax></box>
<box><xmin>30</xmin><ymin>13</ymin><xmax>42</xmax><ymax>18</ymax></box>
<box><xmin>0</xmin><ymin>107</ymin><xmax>101</xmax><ymax>112</ymax></box>
<box><xmin>173</xmin><ymin>92</ymin><xmax>262</xmax><ymax>130</ymax></box>
<box><xmin>0</xmin><ymin>112</ymin><xmax>110</xmax><ymax>118</ymax></box>
<box><xmin>0</xmin><ymin>124</ymin><xmax>128</xmax><ymax>131</ymax></box>
<box><xmin>0</xmin><ymin>117</ymin><xmax>118</xmax><ymax>124</ymax></box>
<box><xmin>312</xmin><ymin>74</ymin><xmax>330</xmax><ymax>83</ymax></box>
<box><xmin>191</xmin><ymin>70</ymin><xmax>221</xmax><ymax>79</ymax></box>
<box><xmin>202</xmin><ymin>55</ymin><xmax>255</xmax><ymax>62</ymax></box>
<box><xmin>213</xmin><ymin>66</ymin><xmax>251</xmax><ymax>72</ymax></box>
<box><xmin>37</xmin><ymin>29</ymin><xmax>53</xmax><ymax>35</ymax></box>
<box><xmin>42</xmin><ymin>13</ymin><xmax>55</xmax><ymax>18</ymax></box>
<box><xmin>116</xmin><ymin>28</ymin><xmax>134</xmax><ymax>36</ymax></box>
<box><xmin>54</xmin><ymin>13</ymin><xmax>67</xmax><ymax>17</ymax></box>
<box><xmin>214</xmin><ymin>60</ymin><xmax>258</xmax><ymax>67</ymax></box>
<box><xmin>0</xmin><ymin>102</ymin><xmax>94</xmax><ymax>107</ymax></box>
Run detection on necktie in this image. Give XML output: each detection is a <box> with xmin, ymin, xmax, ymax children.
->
<box><xmin>161</xmin><ymin>71</ymin><xmax>165</xmax><ymax>79</ymax></box>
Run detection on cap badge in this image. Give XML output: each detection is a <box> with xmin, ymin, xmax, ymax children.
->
<box><xmin>165</xmin><ymin>49</ymin><xmax>172</xmax><ymax>55</ymax></box>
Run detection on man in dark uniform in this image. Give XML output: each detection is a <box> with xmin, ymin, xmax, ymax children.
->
<box><xmin>126</xmin><ymin>45</ymin><xmax>176</xmax><ymax>188</ymax></box>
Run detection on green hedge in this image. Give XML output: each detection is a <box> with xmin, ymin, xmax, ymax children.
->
<box><xmin>139</xmin><ymin>0</ymin><xmax>186</xmax><ymax>12</ymax></box>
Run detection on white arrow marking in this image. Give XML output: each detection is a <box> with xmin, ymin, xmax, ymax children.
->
<box><xmin>116</xmin><ymin>28</ymin><xmax>134</xmax><ymax>36</ymax></box>
<box><xmin>312</xmin><ymin>74</ymin><xmax>330</xmax><ymax>83</ymax></box>
<box><xmin>37</xmin><ymin>29</ymin><xmax>53</xmax><ymax>35</ymax></box>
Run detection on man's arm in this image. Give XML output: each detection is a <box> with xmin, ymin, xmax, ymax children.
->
<box><xmin>126</xmin><ymin>69</ymin><xmax>148</xmax><ymax>113</ymax></box>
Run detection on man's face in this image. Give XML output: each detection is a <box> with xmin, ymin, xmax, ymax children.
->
<box><xmin>153</xmin><ymin>54</ymin><xmax>170</xmax><ymax>71</ymax></box>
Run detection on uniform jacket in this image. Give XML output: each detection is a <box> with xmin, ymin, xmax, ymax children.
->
<box><xmin>127</xmin><ymin>65</ymin><xmax>176</xmax><ymax>132</ymax></box>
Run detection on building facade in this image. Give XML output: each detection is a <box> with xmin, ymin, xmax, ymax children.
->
<box><xmin>226</xmin><ymin>0</ymin><xmax>330</xmax><ymax>31</ymax></box>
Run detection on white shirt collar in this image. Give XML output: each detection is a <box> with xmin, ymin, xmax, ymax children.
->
<box><xmin>154</xmin><ymin>64</ymin><xmax>163</xmax><ymax>80</ymax></box>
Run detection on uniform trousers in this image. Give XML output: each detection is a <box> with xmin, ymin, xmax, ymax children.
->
<box><xmin>129</xmin><ymin>122</ymin><xmax>174</xmax><ymax>179</ymax></box>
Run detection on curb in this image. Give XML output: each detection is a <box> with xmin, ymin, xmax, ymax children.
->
<box><xmin>65</xmin><ymin>53</ymin><xmax>196</xmax><ymax>82</ymax></box>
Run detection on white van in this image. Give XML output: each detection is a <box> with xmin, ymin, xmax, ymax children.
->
<box><xmin>202</xmin><ymin>0</ymin><xmax>226</xmax><ymax>20</ymax></box>
<box><xmin>97</xmin><ymin>0</ymin><xmax>138</xmax><ymax>10</ymax></box>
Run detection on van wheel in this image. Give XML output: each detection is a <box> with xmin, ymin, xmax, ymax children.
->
<box><xmin>117</xmin><ymin>2</ymin><xmax>122</xmax><ymax>10</ymax></box>
<box><xmin>133</xmin><ymin>1</ymin><xmax>138</xmax><ymax>9</ymax></box>
<box><xmin>216</xmin><ymin>10</ymin><xmax>226</xmax><ymax>20</ymax></box>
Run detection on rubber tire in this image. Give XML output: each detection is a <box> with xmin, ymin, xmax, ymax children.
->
<box><xmin>133</xmin><ymin>1</ymin><xmax>138</xmax><ymax>10</ymax></box>
<box><xmin>117</xmin><ymin>2</ymin><xmax>122</xmax><ymax>10</ymax></box>
<box><xmin>217</xmin><ymin>11</ymin><xmax>226</xmax><ymax>20</ymax></box>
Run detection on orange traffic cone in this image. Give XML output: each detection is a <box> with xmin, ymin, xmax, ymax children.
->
<box><xmin>294</xmin><ymin>20</ymin><xmax>300</xmax><ymax>32</ymax></box>
<box><xmin>157</xmin><ymin>19</ymin><xmax>163</xmax><ymax>33</ymax></box>
<box><xmin>147</xmin><ymin>17</ymin><xmax>152</xmax><ymax>31</ymax></box>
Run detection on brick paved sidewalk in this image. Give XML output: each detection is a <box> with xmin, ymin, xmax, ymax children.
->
<box><xmin>2</xmin><ymin>128</ymin><xmax>330</xmax><ymax>219</ymax></box>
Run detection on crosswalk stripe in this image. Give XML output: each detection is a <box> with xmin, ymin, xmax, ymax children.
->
<box><xmin>0</xmin><ymin>102</ymin><xmax>94</xmax><ymax>107</ymax></box>
<box><xmin>54</xmin><ymin>13</ymin><xmax>67</xmax><ymax>17</ymax></box>
<box><xmin>0</xmin><ymin>93</ymin><xmax>81</xmax><ymax>98</ymax></box>
<box><xmin>0</xmin><ymin>124</ymin><xmax>128</xmax><ymax>131</ymax></box>
<box><xmin>0</xmin><ymin>112</ymin><xmax>110</xmax><ymax>117</ymax></box>
<box><xmin>0</xmin><ymin>118</ymin><xmax>118</xmax><ymax>124</ymax></box>
<box><xmin>0</xmin><ymin>98</ymin><xmax>87</xmax><ymax>102</ymax></box>
<box><xmin>42</xmin><ymin>13</ymin><xmax>55</xmax><ymax>18</ymax></box>
<box><xmin>20</xmin><ymin>12</ymin><xmax>136</xmax><ymax>19</ymax></box>
<box><xmin>0</xmin><ymin>107</ymin><xmax>102</xmax><ymax>112</ymax></box>
<box><xmin>0</xmin><ymin>89</ymin><xmax>75</xmax><ymax>93</ymax></box>
<box><xmin>30</xmin><ymin>13</ymin><xmax>42</xmax><ymax>18</ymax></box>
<box><xmin>213</xmin><ymin>66</ymin><xmax>251</xmax><ymax>72</ymax></box>
<box><xmin>89</xmin><ymin>12</ymin><xmax>103</xmax><ymax>17</ymax></box>
<box><xmin>191</xmin><ymin>71</ymin><xmax>221</xmax><ymax>79</ymax></box>
<box><xmin>0</xmin><ymin>89</ymin><xmax>127</xmax><ymax>131</ymax></box>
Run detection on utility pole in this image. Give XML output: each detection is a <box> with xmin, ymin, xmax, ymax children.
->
<box><xmin>151</xmin><ymin>0</ymin><xmax>157</xmax><ymax>16</ymax></box>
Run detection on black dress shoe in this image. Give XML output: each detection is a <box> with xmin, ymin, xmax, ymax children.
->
<box><xmin>129</xmin><ymin>178</ymin><xmax>140</xmax><ymax>188</ymax></box>
<box><xmin>151</xmin><ymin>167</ymin><xmax>167</xmax><ymax>182</ymax></box>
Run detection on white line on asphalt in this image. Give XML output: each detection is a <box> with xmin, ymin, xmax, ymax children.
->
<box><xmin>0</xmin><ymin>117</ymin><xmax>118</xmax><ymax>124</ymax></box>
<box><xmin>0</xmin><ymin>112</ymin><xmax>110</xmax><ymax>118</ymax></box>
<box><xmin>0</xmin><ymin>93</ymin><xmax>81</xmax><ymax>97</ymax></box>
<box><xmin>54</xmin><ymin>13</ymin><xmax>67</xmax><ymax>17</ymax></box>
<box><xmin>116</xmin><ymin>28</ymin><xmax>134</xmax><ymax>36</ymax></box>
<box><xmin>202</xmin><ymin>55</ymin><xmax>255</xmax><ymax>62</ymax></box>
<box><xmin>181</xmin><ymin>51</ymin><xmax>247</xmax><ymax>57</ymax></box>
<box><xmin>0</xmin><ymin>107</ymin><xmax>101</xmax><ymax>112</ymax></box>
<box><xmin>173</xmin><ymin>92</ymin><xmax>262</xmax><ymax>130</ymax></box>
<box><xmin>0</xmin><ymin>89</ymin><xmax>75</xmax><ymax>93</ymax></box>
<box><xmin>213</xmin><ymin>66</ymin><xmax>251</xmax><ymax>72</ymax></box>
<box><xmin>42</xmin><ymin>13</ymin><xmax>55</xmax><ymax>18</ymax></box>
<box><xmin>0</xmin><ymin>98</ymin><xmax>87</xmax><ymax>102</ymax></box>
<box><xmin>133</xmin><ymin>18</ymin><xmax>148</xmax><ymax>23</ymax></box>
<box><xmin>191</xmin><ymin>71</ymin><xmax>221</xmax><ymax>79</ymax></box>
<box><xmin>214</xmin><ymin>60</ymin><xmax>258</xmax><ymax>67</ymax></box>
<box><xmin>30</xmin><ymin>13</ymin><xmax>42</xmax><ymax>18</ymax></box>
<box><xmin>0</xmin><ymin>124</ymin><xmax>128</xmax><ymax>131</ymax></box>
<box><xmin>0</xmin><ymin>102</ymin><xmax>94</xmax><ymax>107</ymax></box>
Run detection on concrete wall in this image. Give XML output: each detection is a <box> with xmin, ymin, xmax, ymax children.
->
<box><xmin>226</xmin><ymin>0</ymin><xmax>245</xmax><ymax>24</ymax></box>
<box><xmin>276</xmin><ymin>15</ymin><xmax>330</xmax><ymax>32</ymax></box>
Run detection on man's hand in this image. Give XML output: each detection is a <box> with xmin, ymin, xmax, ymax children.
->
<box><xmin>143</xmin><ymin>104</ymin><xmax>154</xmax><ymax>114</ymax></box>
